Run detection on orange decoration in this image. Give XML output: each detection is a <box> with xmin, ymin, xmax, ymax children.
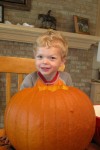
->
<box><xmin>4</xmin><ymin>85</ymin><xmax>96</xmax><ymax>150</ymax></box>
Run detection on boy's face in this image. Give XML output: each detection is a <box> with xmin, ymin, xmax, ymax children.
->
<box><xmin>35</xmin><ymin>46</ymin><xmax>64</xmax><ymax>80</ymax></box>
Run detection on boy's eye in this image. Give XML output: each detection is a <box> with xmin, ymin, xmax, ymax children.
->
<box><xmin>36</xmin><ymin>55</ymin><xmax>43</xmax><ymax>59</ymax></box>
<box><xmin>50</xmin><ymin>57</ymin><xmax>56</xmax><ymax>60</ymax></box>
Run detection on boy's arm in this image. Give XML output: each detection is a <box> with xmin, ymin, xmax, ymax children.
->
<box><xmin>20</xmin><ymin>75</ymin><xmax>33</xmax><ymax>90</ymax></box>
<box><xmin>59</xmin><ymin>72</ymin><xmax>73</xmax><ymax>86</ymax></box>
<box><xmin>20</xmin><ymin>72</ymin><xmax>38</xmax><ymax>90</ymax></box>
<box><xmin>65</xmin><ymin>73</ymin><xmax>73</xmax><ymax>86</ymax></box>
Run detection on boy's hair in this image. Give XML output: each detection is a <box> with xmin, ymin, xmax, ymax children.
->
<box><xmin>33</xmin><ymin>30</ymin><xmax>68</xmax><ymax>60</ymax></box>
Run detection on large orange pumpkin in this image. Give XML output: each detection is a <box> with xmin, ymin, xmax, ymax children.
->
<box><xmin>4</xmin><ymin>85</ymin><xmax>96</xmax><ymax>150</ymax></box>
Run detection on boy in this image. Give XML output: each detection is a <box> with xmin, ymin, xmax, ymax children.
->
<box><xmin>20</xmin><ymin>30</ymin><xmax>73</xmax><ymax>90</ymax></box>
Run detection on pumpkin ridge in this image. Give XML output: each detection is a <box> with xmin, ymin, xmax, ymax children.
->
<box><xmin>6</xmin><ymin>88</ymin><xmax>35</xmax><ymax>149</ymax></box>
<box><xmin>40</xmin><ymin>90</ymin><xmax>45</xmax><ymax>150</ymax></box>
<box><xmin>61</xmin><ymin>90</ymin><xmax>73</xmax><ymax>149</ymax></box>
<box><xmin>56</xmin><ymin>90</ymin><xmax>69</xmax><ymax>149</ymax></box>
<box><xmin>43</xmin><ymin>90</ymin><xmax>53</xmax><ymax>149</ymax></box>
<box><xmin>66</xmin><ymin>87</ymin><xmax>96</xmax><ymax>149</ymax></box>
<box><xmin>27</xmin><ymin>88</ymin><xmax>44</xmax><ymax>149</ymax></box>
<box><xmin>27</xmin><ymin>88</ymin><xmax>39</xmax><ymax>149</ymax></box>
<box><xmin>14</xmin><ymin>89</ymin><xmax>34</xmax><ymax>149</ymax></box>
<box><xmin>4</xmin><ymin>90</ymin><xmax>29</xmax><ymax>147</ymax></box>
<box><xmin>66</xmin><ymin>89</ymin><xmax>82</xmax><ymax>149</ymax></box>
<box><xmin>54</xmin><ymin>91</ymin><xmax>58</xmax><ymax>150</ymax></box>
<box><xmin>26</xmin><ymin>89</ymin><xmax>37</xmax><ymax>150</ymax></box>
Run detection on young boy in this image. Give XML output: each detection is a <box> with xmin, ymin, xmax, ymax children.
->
<box><xmin>20</xmin><ymin>30</ymin><xmax>73</xmax><ymax>90</ymax></box>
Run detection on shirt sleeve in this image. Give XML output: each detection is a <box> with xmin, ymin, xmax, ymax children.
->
<box><xmin>59</xmin><ymin>72</ymin><xmax>73</xmax><ymax>86</ymax></box>
<box><xmin>20</xmin><ymin>74</ymin><xmax>34</xmax><ymax>90</ymax></box>
<box><xmin>65</xmin><ymin>73</ymin><xmax>73</xmax><ymax>86</ymax></box>
<box><xmin>20</xmin><ymin>72</ymin><xmax>38</xmax><ymax>90</ymax></box>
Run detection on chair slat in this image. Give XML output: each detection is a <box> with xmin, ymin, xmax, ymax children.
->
<box><xmin>18</xmin><ymin>74</ymin><xmax>23</xmax><ymax>91</ymax></box>
<box><xmin>6</xmin><ymin>73</ymin><xmax>11</xmax><ymax>104</ymax></box>
<box><xmin>0</xmin><ymin>56</ymin><xmax>37</xmax><ymax>73</ymax></box>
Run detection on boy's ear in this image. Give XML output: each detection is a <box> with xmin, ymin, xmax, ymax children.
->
<box><xmin>63</xmin><ymin>59</ymin><xmax>66</xmax><ymax>64</ymax></box>
<box><xmin>61</xmin><ymin>57</ymin><xmax>66</xmax><ymax>64</ymax></box>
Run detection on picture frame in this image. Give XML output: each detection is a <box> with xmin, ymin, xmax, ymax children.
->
<box><xmin>0</xmin><ymin>0</ymin><xmax>31</xmax><ymax>11</ymax></box>
<box><xmin>74</xmin><ymin>15</ymin><xmax>90</xmax><ymax>34</ymax></box>
<box><xmin>0</xmin><ymin>5</ymin><xmax>4</xmax><ymax>23</ymax></box>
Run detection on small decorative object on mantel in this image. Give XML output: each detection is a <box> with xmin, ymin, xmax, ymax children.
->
<box><xmin>4</xmin><ymin>20</ymin><xmax>12</xmax><ymax>24</ymax></box>
<box><xmin>0</xmin><ymin>5</ymin><xmax>4</xmax><ymax>23</ymax></box>
<box><xmin>74</xmin><ymin>15</ymin><xmax>90</xmax><ymax>35</ymax></box>
<box><xmin>38</xmin><ymin>10</ymin><xmax>56</xmax><ymax>30</ymax></box>
<box><xmin>22</xmin><ymin>22</ymin><xmax>35</xmax><ymax>27</ymax></box>
<box><xmin>4</xmin><ymin>20</ymin><xmax>35</xmax><ymax>28</ymax></box>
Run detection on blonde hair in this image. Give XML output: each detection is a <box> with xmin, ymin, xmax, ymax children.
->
<box><xmin>33</xmin><ymin>30</ymin><xmax>68</xmax><ymax>60</ymax></box>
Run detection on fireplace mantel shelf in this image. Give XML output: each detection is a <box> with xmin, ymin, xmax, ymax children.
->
<box><xmin>0</xmin><ymin>23</ymin><xmax>100</xmax><ymax>50</ymax></box>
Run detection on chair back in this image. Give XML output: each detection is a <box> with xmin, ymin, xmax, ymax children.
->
<box><xmin>0</xmin><ymin>56</ymin><xmax>37</xmax><ymax>104</ymax></box>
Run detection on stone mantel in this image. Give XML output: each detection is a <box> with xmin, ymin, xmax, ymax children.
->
<box><xmin>0</xmin><ymin>23</ymin><xmax>100</xmax><ymax>50</ymax></box>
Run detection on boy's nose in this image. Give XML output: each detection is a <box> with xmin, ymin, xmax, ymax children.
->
<box><xmin>43</xmin><ymin>58</ymin><xmax>49</xmax><ymax>64</ymax></box>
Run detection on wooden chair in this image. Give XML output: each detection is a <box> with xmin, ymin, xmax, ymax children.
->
<box><xmin>0</xmin><ymin>56</ymin><xmax>65</xmax><ymax>137</ymax></box>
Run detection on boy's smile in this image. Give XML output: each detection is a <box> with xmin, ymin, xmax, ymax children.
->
<box><xmin>40</xmin><ymin>66</ymin><xmax>51</xmax><ymax>72</ymax></box>
<box><xmin>35</xmin><ymin>46</ymin><xmax>64</xmax><ymax>81</ymax></box>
